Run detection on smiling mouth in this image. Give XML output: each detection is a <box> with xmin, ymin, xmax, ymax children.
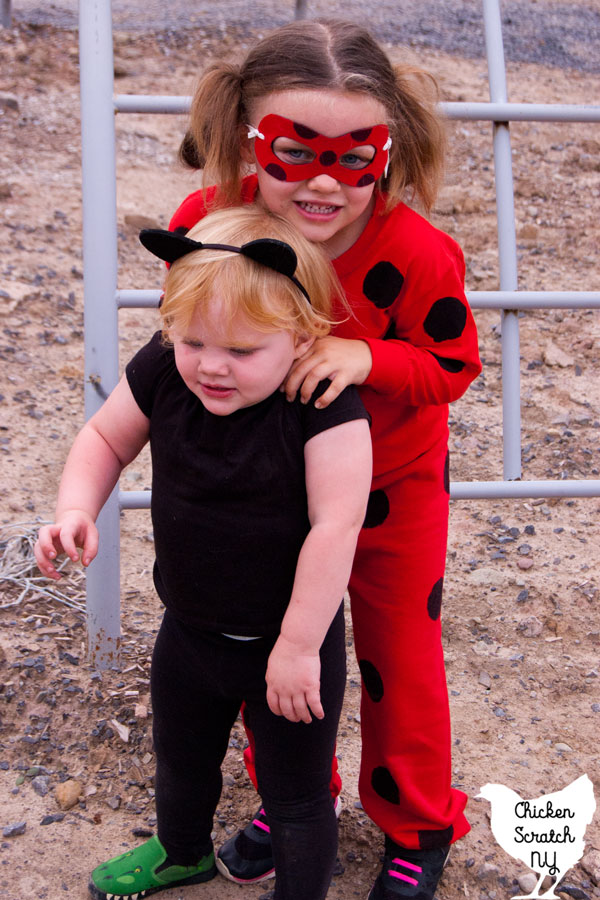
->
<box><xmin>201</xmin><ymin>383</ymin><xmax>235</xmax><ymax>395</ymax></box>
<box><xmin>296</xmin><ymin>201</ymin><xmax>340</xmax><ymax>215</ymax></box>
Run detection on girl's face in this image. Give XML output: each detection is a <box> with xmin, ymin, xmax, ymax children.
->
<box><xmin>173</xmin><ymin>299</ymin><xmax>313</xmax><ymax>416</ymax></box>
<box><xmin>247</xmin><ymin>89</ymin><xmax>387</xmax><ymax>259</ymax></box>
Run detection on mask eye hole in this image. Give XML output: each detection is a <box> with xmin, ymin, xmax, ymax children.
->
<box><xmin>339</xmin><ymin>145</ymin><xmax>377</xmax><ymax>170</ymax></box>
<box><xmin>272</xmin><ymin>137</ymin><xmax>316</xmax><ymax>166</ymax></box>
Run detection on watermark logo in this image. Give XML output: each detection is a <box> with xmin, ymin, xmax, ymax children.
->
<box><xmin>476</xmin><ymin>774</ymin><xmax>596</xmax><ymax>898</ymax></box>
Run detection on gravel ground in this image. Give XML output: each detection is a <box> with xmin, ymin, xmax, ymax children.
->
<box><xmin>8</xmin><ymin>0</ymin><xmax>600</xmax><ymax>73</ymax></box>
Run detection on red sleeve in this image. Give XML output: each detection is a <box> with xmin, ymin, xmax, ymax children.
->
<box><xmin>362</xmin><ymin>233</ymin><xmax>481</xmax><ymax>405</ymax></box>
<box><xmin>168</xmin><ymin>175</ymin><xmax>259</xmax><ymax>234</ymax></box>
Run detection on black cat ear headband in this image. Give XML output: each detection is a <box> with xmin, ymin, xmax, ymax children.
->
<box><xmin>139</xmin><ymin>229</ymin><xmax>311</xmax><ymax>303</ymax></box>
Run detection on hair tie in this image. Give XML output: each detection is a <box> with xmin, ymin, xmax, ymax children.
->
<box><xmin>246</xmin><ymin>125</ymin><xmax>265</xmax><ymax>141</ymax></box>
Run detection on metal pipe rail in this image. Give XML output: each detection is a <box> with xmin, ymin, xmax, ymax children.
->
<box><xmin>116</xmin><ymin>289</ymin><xmax>600</xmax><ymax>311</ymax></box>
<box><xmin>114</xmin><ymin>94</ymin><xmax>600</xmax><ymax>123</ymax></box>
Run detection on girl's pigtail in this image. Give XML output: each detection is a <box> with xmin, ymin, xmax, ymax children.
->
<box><xmin>182</xmin><ymin>62</ymin><xmax>246</xmax><ymax>206</ymax></box>
<box><xmin>385</xmin><ymin>65</ymin><xmax>446</xmax><ymax>214</ymax></box>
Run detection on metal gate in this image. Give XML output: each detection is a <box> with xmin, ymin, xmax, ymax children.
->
<box><xmin>78</xmin><ymin>0</ymin><xmax>600</xmax><ymax>667</ymax></box>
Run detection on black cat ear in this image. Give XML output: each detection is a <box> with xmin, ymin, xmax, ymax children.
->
<box><xmin>240</xmin><ymin>239</ymin><xmax>299</xmax><ymax>279</ymax></box>
<box><xmin>139</xmin><ymin>229</ymin><xmax>203</xmax><ymax>264</ymax></box>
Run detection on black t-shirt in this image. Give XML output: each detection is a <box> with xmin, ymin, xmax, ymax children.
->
<box><xmin>126</xmin><ymin>332</ymin><xmax>370</xmax><ymax>635</ymax></box>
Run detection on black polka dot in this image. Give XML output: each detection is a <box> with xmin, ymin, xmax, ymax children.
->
<box><xmin>265</xmin><ymin>163</ymin><xmax>287</xmax><ymax>181</ymax></box>
<box><xmin>294</xmin><ymin>122</ymin><xmax>318</xmax><ymax>140</ymax></box>
<box><xmin>356</xmin><ymin>173</ymin><xmax>376</xmax><ymax>187</ymax></box>
<box><xmin>432</xmin><ymin>354</ymin><xmax>465</xmax><ymax>373</ymax></box>
<box><xmin>351</xmin><ymin>128</ymin><xmax>373</xmax><ymax>141</ymax></box>
<box><xmin>319</xmin><ymin>150</ymin><xmax>336</xmax><ymax>167</ymax></box>
<box><xmin>427</xmin><ymin>577</ymin><xmax>444</xmax><ymax>621</ymax></box>
<box><xmin>372</xmin><ymin>767</ymin><xmax>400</xmax><ymax>805</ymax></box>
<box><xmin>359</xmin><ymin>660</ymin><xmax>384</xmax><ymax>702</ymax></box>
<box><xmin>423</xmin><ymin>297</ymin><xmax>467</xmax><ymax>343</ymax></box>
<box><xmin>363</xmin><ymin>262</ymin><xmax>404</xmax><ymax>309</ymax></box>
<box><xmin>443</xmin><ymin>451</ymin><xmax>450</xmax><ymax>495</ymax></box>
<box><xmin>418</xmin><ymin>825</ymin><xmax>454</xmax><ymax>850</ymax></box>
<box><xmin>363</xmin><ymin>490</ymin><xmax>389</xmax><ymax>528</ymax></box>
<box><xmin>382</xmin><ymin>319</ymin><xmax>398</xmax><ymax>340</ymax></box>
<box><xmin>172</xmin><ymin>225</ymin><xmax>189</xmax><ymax>236</ymax></box>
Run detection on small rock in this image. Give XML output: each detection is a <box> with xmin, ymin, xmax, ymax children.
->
<box><xmin>518</xmin><ymin>616</ymin><xmax>543</xmax><ymax>637</ymax></box>
<box><xmin>2</xmin><ymin>822</ymin><xmax>26</xmax><ymax>838</ymax></box>
<box><xmin>554</xmin><ymin>742</ymin><xmax>573</xmax><ymax>752</ymax></box>
<box><xmin>479</xmin><ymin>671</ymin><xmax>492</xmax><ymax>689</ymax></box>
<box><xmin>477</xmin><ymin>862</ymin><xmax>499</xmax><ymax>882</ymax></box>
<box><xmin>31</xmin><ymin>775</ymin><xmax>50</xmax><ymax>797</ymax></box>
<box><xmin>55</xmin><ymin>779</ymin><xmax>82</xmax><ymax>810</ymax></box>
<box><xmin>106</xmin><ymin>796</ymin><xmax>121</xmax><ymax>810</ymax></box>
<box><xmin>518</xmin><ymin>558</ymin><xmax>534</xmax><ymax>570</ymax></box>
<box><xmin>0</xmin><ymin>92</ymin><xmax>19</xmax><ymax>112</ymax></box>
<box><xmin>581</xmin><ymin>849</ymin><xmax>600</xmax><ymax>885</ymax></box>
<box><xmin>543</xmin><ymin>341</ymin><xmax>575</xmax><ymax>368</ymax></box>
<box><xmin>519</xmin><ymin>223</ymin><xmax>538</xmax><ymax>240</ymax></box>
<box><xmin>557</xmin><ymin>885</ymin><xmax>591</xmax><ymax>900</ymax></box>
<box><xmin>518</xmin><ymin>873</ymin><xmax>539</xmax><ymax>894</ymax></box>
<box><xmin>40</xmin><ymin>813</ymin><xmax>65</xmax><ymax>826</ymax></box>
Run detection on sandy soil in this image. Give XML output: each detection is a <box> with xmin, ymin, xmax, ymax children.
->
<box><xmin>0</xmin><ymin>17</ymin><xmax>599</xmax><ymax>900</ymax></box>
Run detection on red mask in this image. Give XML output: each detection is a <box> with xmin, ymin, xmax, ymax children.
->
<box><xmin>249</xmin><ymin>114</ymin><xmax>391</xmax><ymax>187</ymax></box>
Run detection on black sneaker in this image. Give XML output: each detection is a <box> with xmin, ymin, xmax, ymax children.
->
<box><xmin>216</xmin><ymin>797</ymin><xmax>342</xmax><ymax>884</ymax></box>
<box><xmin>368</xmin><ymin>839</ymin><xmax>450</xmax><ymax>900</ymax></box>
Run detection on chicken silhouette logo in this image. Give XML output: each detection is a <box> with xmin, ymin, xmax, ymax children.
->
<box><xmin>477</xmin><ymin>775</ymin><xmax>596</xmax><ymax>899</ymax></box>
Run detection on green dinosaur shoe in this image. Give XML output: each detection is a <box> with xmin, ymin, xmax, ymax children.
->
<box><xmin>88</xmin><ymin>834</ymin><xmax>217</xmax><ymax>899</ymax></box>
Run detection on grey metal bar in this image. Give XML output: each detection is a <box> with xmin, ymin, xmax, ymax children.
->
<box><xmin>120</xmin><ymin>491</ymin><xmax>152</xmax><ymax>510</ymax></box>
<box><xmin>442</xmin><ymin>102</ymin><xmax>600</xmax><ymax>123</ymax></box>
<box><xmin>451</xmin><ymin>480</ymin><xmax>600</xmax><ymax>500</ymax></box>
<box><xmin>1</xmin><ymin>0</ymin><xmax>11</xmax><ymax>28</ymax></box>
<box><xmin>120</xmin><ymin>479</ymin><xmax>600</xmax><ymax>509</ymax></box>
<box><xmin>117</xmin><ymin>289</ymin><xmax>162</xmax><ymax>308</ymax></box>
<box><xmin>114</xmin><ymin>94</ymin><xmax>600</xmax><ymax>124</ymax></box>
<box><xmin>483</xmin><ymin>0</ymin><xmax>522</xmax><ymax>482</ymax></box>
<box><xmin>116</xmin><ymin>288</ymin><xmax>600</xmax><ymax>312</ymax></box>
<box><xmin>467</xmin><ymin>292</ymin><xmax>600</xmax><ymax>310</ymax></box>
<box><xmin>79</xmin><ymin>0</ymin><xmax>121</xmax><ymax>670</ymax></box>
<box><xmin>295</xmin><ymin>0</ymin><xmax>308</xmax><ymax>18</ymax></box>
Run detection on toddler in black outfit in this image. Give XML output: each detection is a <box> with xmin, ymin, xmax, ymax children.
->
<box><xmin>35</xmin><ymin>205</ymin><xmax>372</xmax><ymax>900</ymax></box>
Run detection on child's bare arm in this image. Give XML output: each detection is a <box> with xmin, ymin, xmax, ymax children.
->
<box><xmin>265</xmin><ymin>416</ymin><xmax>372</xmax><ymax>723</ymax></box>
<box><xmin>35</xmin><ymin>376</ymin><xmax>149</xmax><ymax>579</ymax></box>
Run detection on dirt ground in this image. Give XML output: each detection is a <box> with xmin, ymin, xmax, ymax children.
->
<box><xmin>0</xmin><ymin>17</ymin><xmax>599</xmax><ymax>900</ymax></box>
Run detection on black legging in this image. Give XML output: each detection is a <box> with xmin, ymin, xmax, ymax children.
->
<box><xmin>151</xmin><ymin>605</ymin><xmax>346</xmax><ymax>900</ymax></box>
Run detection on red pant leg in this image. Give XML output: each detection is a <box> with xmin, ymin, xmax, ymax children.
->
<box><xmin>349</xmin><ymin>436</ymin><xmax>469</xmax><ymax>849</ymax></box>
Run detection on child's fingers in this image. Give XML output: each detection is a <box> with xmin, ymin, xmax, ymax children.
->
<box><xmin>58</xmin><ymin>528</ymin><xmax>82</xmax><ymax>563</ymax></box>
<box><xmin>312</xmin><ymin>376</ymin><xmax>348</xmax><ymax>410</ymax></box>
<box><xmin>306</xmin><ymin>689</ymin><xmax>324</xmax><ymax>720</ymax></box>
<box><xmin>81</xmin><ymin>529</ymin><xmax>99</xmax><ymax>568</ymax></box>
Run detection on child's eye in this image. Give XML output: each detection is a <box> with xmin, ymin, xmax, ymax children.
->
<box><xmin>183</xmin><ymin>339</ymin><xmax>204</xmax><ymax>349</ymax></box>
<box><xmin>230</xmin><ymin>347</ymin><xmax>256</xmax><ymax>357</ymax></box>
<box><xmin>340</xmin><ymin>146</ymin><xmax>376</xmax><ymax>170</ymax></box>
<box><xmin>272</xmin><ymin>138</ymin><xmax>315</xmax><ymax>166</ymax></box>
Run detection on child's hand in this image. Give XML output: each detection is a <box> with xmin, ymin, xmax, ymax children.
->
<box><xmin>266</xmin><ymin>635</ymin><xmax>323</xmax><ymax>724</ymax></box>
<box><xmin>34</xmin><ymin>511</ymin><xmax>99</xmax><ymax>581</ymax></box>
<box><xmin>283</xmin><ymin>336</ymin><xmax>372</xmax><ymax>409</ymax></box>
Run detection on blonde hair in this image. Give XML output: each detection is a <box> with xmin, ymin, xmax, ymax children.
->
<box><xmin>181</xmin><ymin>19</ymin><xmax>445</xmax><ymax>213</ymax></box>
<box><xmin>160</xmin><ymin>206</ymin><xmax>343</xmax><ymax>342</ymax></box>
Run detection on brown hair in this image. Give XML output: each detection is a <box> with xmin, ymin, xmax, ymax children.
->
<box><xmin>160</xmin><ymin>205</ymin><xmax>344</xmax><ymax>342</ymax></box>
<box><xmin>181</xmin><ymin>19</ymin><xmax>445</xmax><ymax>212</ymax></box>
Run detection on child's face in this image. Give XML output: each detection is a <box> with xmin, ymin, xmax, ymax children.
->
<box><xmin>172</xmin><ymin>301</ymin><xmax>313</xmax><ymax>416</ymax></box>
<box><xmin>247</xmin><ymin>89</ymin><xmax>387</xmax><ymax>258</ymax></box>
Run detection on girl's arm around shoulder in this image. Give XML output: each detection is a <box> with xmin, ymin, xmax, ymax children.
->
<box><xmin>265</xmin><ymin>416</ymin><xmax>372</xmax><ymax>724</ymax></box>
<box><xmin>35</xmin><ymin>376</ymin><xmax>149</xmax><ymax>580</ymax></box>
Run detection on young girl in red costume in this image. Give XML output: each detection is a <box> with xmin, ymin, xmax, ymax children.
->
<box><xmin>170</xmin><ymin>19</ymin><xmax>482</xmax><ymax>900</ymax></box>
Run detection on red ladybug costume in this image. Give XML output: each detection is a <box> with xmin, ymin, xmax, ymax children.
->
<box><xmin>169</xmin><ymin>174</ymin><xmax>481</xmax><ymax>850</ymax></box>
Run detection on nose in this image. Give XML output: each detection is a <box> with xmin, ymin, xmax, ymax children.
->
<box><xmin>306</xmin><ymin>173</ymin><xmax>342</xmax><ymax>192</ymax></box>
<box><xmin>198</xmin><ymin>348</ymin><xmax>229</xmax><ymax>377</ymax></box>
